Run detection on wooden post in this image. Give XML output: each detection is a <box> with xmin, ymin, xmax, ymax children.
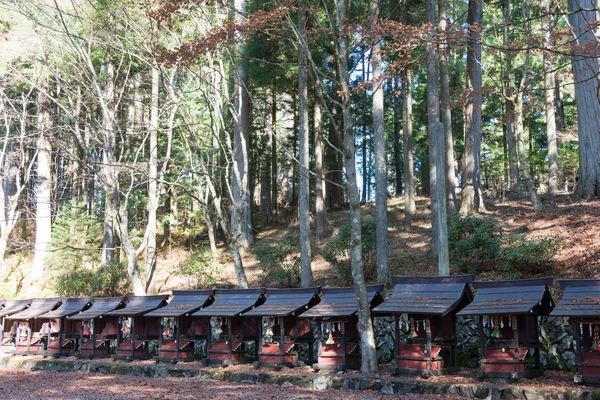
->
<box><xmin>258</xmin><ymin>317</ymin><xmax>263</xmax><ymax>363</ymax></box>
<box><xmin>452</xmin><ymin>314</ymin><xmax>457</xmax><ymax>367</ymax></box>
<box><xmin>91</xmin><ymin>319</ymin><xmax>97</xmax><ymax>356</ymax></box>
<box><xmin>533</xmin><ymin>316</ymin><xmax>540</xmax><ymax>370</ymax></box>
<box><xmin>176</xmin><ymin>317</ymin><xmax>181</xmax><ymax>359</ymax></box>
<box><xmin>576</xmin><ymin>322</ymin><xmax>583</xmax><ymax>376</ymax></box>
<box><xmin>426</xmin><ymin>318</ymin><xmax>432</xmax><ymax>371</ymax></box>
<box><xmin>395</xmin><ymin>315</ymin><xmax>400</xmax><ymax>369</ymax></box>
<box><xmin>478</xmin><ymin>316</ymin><xmax>485</xmax><ymax>377</ymax></box>
<box><xmin>206</xmin><ymin>318</ymin><xmax>212</xmax><ymax>361</ymax></box>
<box><xmin>341</xmin><ymin>320</ymin><xmax>347</xmax><ymax>367</ymax></box>
<box><xmin>317</xmin><ymin>320</ymin><xmax>322</xmax><ymax>363</ymax></box>
<box><xmin>513</xmin><ymin>316</ymin><xmax>520</xmax><ymax>376</ymax></box>
<box><xmin>279</xmin><ymin>317</ymin><xmax>285</xmax><ymax>364</ymax></box>
<box><xmin>227</xmin><ymin>317</ymin><xmax>232</xmax><ymax>361</ymax></box>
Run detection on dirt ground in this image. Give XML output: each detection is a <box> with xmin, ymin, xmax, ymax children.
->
<box><xmin>0</xmin><ymin>368</ymin><xmax>460</xmax><ymax>400</ymax></box>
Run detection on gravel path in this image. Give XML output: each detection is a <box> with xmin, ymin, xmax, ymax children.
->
<box><xmin>0</xmin><ymin>369</ymin><xmax>461</xmax><ymax>399</ymax></box>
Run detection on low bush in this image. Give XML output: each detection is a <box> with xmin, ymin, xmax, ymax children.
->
<box><xmin>175</xmin><ymin>247</ymin><xmax>220</xmax><ymax>289</ymax></box>
<box><xmin>55</xmin><ymin>262</ymin><xmax>130</xmax><ymax>297</ymax></box>
<box><xmin>323</xmin><ymin>217</ymin><xmax>377</xmax><ymax>285</ymax></box>
<box><xmin>255</xmin><ymin>230</ymin><xmax>302</xmax><ymax>287</ymax></box>
<box><xmin>448</xmin><ymin>214</ymin><xmax>563</xmax><ymax>277</ymax></box>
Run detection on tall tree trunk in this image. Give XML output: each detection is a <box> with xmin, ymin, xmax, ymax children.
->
<box><xmin>393</xmin><ymin>77</ymin><xmax>403</xmax><ymax>197</ymax></box>
<box><xmin>568</xmin><ymin>0</ymin><xmax>600</xmax><ymax>197</ymax></box>
<box><xmin>460</xmin><ymin>0</ymin><xmax>484</xmax><ymax>215</ymax></box>
<box><xmin>542</xmin><ymin>0</ymin><xmax>559</xmax><ymax>194</ymax></box>
<box><xmin>503</xmin><ymin>0</ymin><xmax>519</xmax><ymax>191</ymax></box>
<box><xmin>115</xmin><ymin>203</ymin><xmax>145</xmax><ymax>295</ymax></box>
<box><xmin>146</xmin><ymin>65</ymin><xmax>159</xmax><ymax>294</ymax></box>
<box><xmin>271</xmin><ymin>90</ymin><xmax>278</xmax><ymax>221</ymax></box>
<box><xmin>554</xmin><ymin>77</ymin><xmax>565</xmax><ymax>134</ymax></box>
<box><xmin>298</xmin><ymin>0</ymin><xmax>313</xmax><ymax>287</ymax></box>
<box><xmin>231</xmin><ymin>0</ymin><xmax>253</xmax><ymax>249</ymax></box>
<box><xmin>403</xmin><ymin>70</ymin><xmax>416</xmax><ymax>226</ymax></box>
<box><xmin>314</xmin><ymin>94</ymin><xmax>326</xmax><ymax>240</ymax></box>
<box><xmin>31</xmin><ymin>87</ymin><xmax>53</xmax><ymax>278</ymax></box>
<box><xmin>335</xmin><ymin>0</ymin><xmax>377</xmax><ymax>373</ymax></box>
<box><xmin>438</xmin><ymin>0</ymin><xmax>458</xmax><ymax>213</ymax></box>
<box><xmin>361</xmin><ymin>53</ymin><xmax>368</xmax><ymax>205</ymax></box>
<box><xmin>101</xmin><ymin>63</ymin><xmax>116</xmax><ymax>266</ymax></box>
<box><xmin>426</xmin><ymin>0</ymin><xmax>449</xmax><ymax>275</ymax></box>
<box><xmin>515</xmin><ymin>94</ymin><xmax>542</xmax><ymax>211</ymax></box>
<box><xmin>370</xmin><ymin>0</ymin><xmax>390</xmax><ymax>286</ymax></box>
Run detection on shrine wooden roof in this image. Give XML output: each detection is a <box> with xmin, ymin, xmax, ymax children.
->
<box><xmin>6</xmin><ymin>298</ymin><xmax>62</xmax><ymax>320</ymax></box>
<box><xmin>301</xmin><ymin>285</ymin><xmax>384</xmax><ymax>319</ymax></box>
<box><xmin>38</xmin><ymin>298</ymin><xmax>93</xmax><ymax>319</ymax></box>
<box><xmin>104</xmin><ymin>295</ymin><xmax>169</xmax><ymax>317</ymax></box>
<box><xmin>243</xmin><ymin>287</ymin><xmax>321</xmax><ymax>317</ymax></box>
<box><xmin>458</xmin><ymin>277</ymin><xmax>554</xmax><ymax>316</ymax></box>
<box><xmin>192</xmin><ymin>288</ymin><xmax>266</xmax><ymax>318</ymax></box>
<box><xmin>145</xmin><ymin>290</ymin><xmax>215</xmax><ymax>318</ymax></box>
<box><xmin>0</xmin><ymin>299</ymin><xmax>31</xmax><ymax>318</ymax></box>
<box><xmin>68</xmin><ymin>297</ymin><xmax>126</xmax><ymax>320</ymax></box>
<box><xmin>551</xmin><ymin>280</ymin><xmax>600</xmax><ymax>318</ymax></box>
<box><xmin>372</xmin><ymin>275</ymin><xmax>474</xmax><ymax>316</ymax></box>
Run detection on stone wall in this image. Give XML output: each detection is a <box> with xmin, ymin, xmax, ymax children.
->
<box><xmin>373</xmin><ymin>316</ymin><xmax>577</xmax><ymax>371</ymax></box>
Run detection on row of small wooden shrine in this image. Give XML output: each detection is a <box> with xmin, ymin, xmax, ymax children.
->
<box><xmin>1</xmin><ymin>277</ymin><xmax>599</xmax><ymax>383</ymax></box>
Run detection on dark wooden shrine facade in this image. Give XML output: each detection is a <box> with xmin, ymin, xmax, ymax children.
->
<box><xmin>458</xmin><ymin>278</ymin><xmax>554</xmax><ymax>379</ymax></box>
<box><xmin>5</xmin><ymin>298</ymin><xmax>63</xmax><ymax>355</ymax></box>
<box><xmin>243</xmin><ymin>287</ymin><xmax>321</xmax><ymax>368</ymax></box>
<box><xmin>69</xmin><ymin>297</ymin><xmax>126</xmax><ymax>358</ymax></box>
<box><xmin>37</xmin><ymin>298</ymin><xmax>92</xmax><ymax>358</ymax></box>
<box><xmin>0</xmin><ymin>300</ymin><xmax>31</xmax><ymax>353</ymax></box>
<box><xmin>192</xmin><ymin>288</ymin><xmax>266</xmax><ymax>366</ymax></box>
<box><xmin>551</xmin><ymin>279</ymin><xmax>600</xmax><ymax>384</ymax></box>
<box><xmin>301</xmin><ymin>285</ymin><xmax>384</xmax><ymax>371</ymax></box>
<box><xmin>145</xmin><ymin>290</ymin><xmax>215</xmax><ymax>363</ymax></box>
<box><xmin>373</xmin><ymin>275</ymin><xmax>474</xmax><ymax>377</ymax></box>
<box><xmin>105</xmin><ymin>295</ymin><xmax>169</xmax><ymax>361</ymax></box>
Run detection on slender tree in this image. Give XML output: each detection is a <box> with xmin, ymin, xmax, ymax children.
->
<box><xmin>542</xmin><ymin>0</ymin><xmax>558</xmax><ymax>194</ymax></box>
<box><xmin>403</xmin><ymin>69</ymin><xmax>416</xmax><ymax>226</ymax></box>
<box><xmin>298</xmin><ymin>0</ymin><xmax>313</xmax><ymax>287</ymax></box>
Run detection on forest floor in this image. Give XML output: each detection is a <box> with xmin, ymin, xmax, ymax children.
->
<box><xmin>1</xmin><ymin>193</ymin><xmax>599</xmax><ymax>299</ymax></box>
<box><xmin>0</xmin><ymin>368</ymin><xmax>458</xmax><ymax>400</ymax></box>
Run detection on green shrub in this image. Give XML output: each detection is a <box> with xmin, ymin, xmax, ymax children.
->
<box><xmin>448</xmin><ymin>215</ymin><xmax>503</xmax><ymax>273</ymax></box>
<box><xmin>55</xmin><ymin>262</ymin><xmax>130</xmax><ymax>297</ymax></box>
<box><xmin>323</xmin><ymin>217</ymin><xmax>377</xmax><ymax>285</ymax></box>
<box><xmin>255</xmin><ymin>230</ymin><xmax>302</xmax><ymax>287</ymax></box>
<box><xmin>175</xmin><ymin>247</ymin><xmax>220</xmax><ymax>289</ymax></box>
<box><xmin>503</xmin><ymin>235</ymin><xmax>564</xmax><ymax>276</ymax></box>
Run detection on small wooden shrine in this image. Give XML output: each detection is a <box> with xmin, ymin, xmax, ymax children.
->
<box><xmin>372</xmin><ymin>275</ymin><xmax>474</xmax><ymax>376</ymax></box>
<box><xmin>104</xmin><ymin>295</ymin><xmax>169</xmax><ymax>361</ymax></box>
<box><xmin>37</xmin><ymin>298</ymin><xmax>92</xmax><ymax>358</ymax></box>
<box><xmin>301</xmin><ymin>285</ymin><xmax>384</xmax><ymax>371</ymax></box>
<box><xmin>458</xmin><ymin>277</ymin><xmax>554</xmax><ymax>379</ymax></box>
<box><xmin>243</xmin><ymin>287</ymin><xmax>321</xmax><ymax>368</ymax></box>
<box><xmin>144</xmin><ymin>290</ymin><xmax>215</xmax><ymax>363</ymax></box>
<box><xmin>0</xmin><ymin>300</ymin><xmax>31</xmax><ymax>353</ymax></box>
<box><xmin>69</xmin><ymin>297</ymin><xmax>126</xmax><ymax>358</ymax></box>
<box><xmin>192</xmin><ymin>288</ymin><xmax>266</xmax><ymax>366</ymax></box>
<box><xmin>551</xmin><ymin>279</ymin><xmax>600</xmax><ymax>383</ymax></box>
<box><xmin>5</xmin><ymin>298</ymin><xmax>63</xmax><ymax>355</ymax></box>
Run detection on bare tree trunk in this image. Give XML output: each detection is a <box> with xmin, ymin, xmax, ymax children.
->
<box><xmin>568</xmin><ymin>0</ymin><xmax>600</xmax><ymax>197</ymax></box>
<box><xmin>460</xmin><ymin>0</ymin><xmax>484</xmax><ymax>215</ymax></box>
<box><xmin>146</xmin><ymin>65</ymin><xmax>159</xmax><ymax>294</ymax></box>
<box><xmin>31</xmin><ymin>87</ymin><xmax>53</xmax><ymax>278</ymax></box>
<box><xmin>298</xmin><ymin>0</ymin><xmax>313</xmax><ymax>288</ymax></box>
<box><xmin>426</xmin><ymin>0</ymin><xmax>449</xmax><ymax>276</ymax></box>
<box><xmin>369</xmin><ymin>0</ymin><xmax>390</xmax><ymax>286</ymax></box>
<box><xmin>361</xmin><ymin>53</ymin><xmax>368</xmax><ymax>205</ymax></box>
<box><xmin>232</xmin><ymin>0</ymin><xmax>253</xmax><ymax>249</ymax></box>
<box><xmin>403</xmin><ymin>70</ymin><xmax>416</xmax><ymax>226</ymax></box>
<box><xmin>335</xmin><ymin>0</ymin><xmax>377</xmax><ymax>373</ymax></box>
<box><xmin>554</xmin><ymin>77</ymin><xmax>565</xmax><ymax>133</ymax></box>
<box><xmin>314</xmin><ymin>95</ymin><xmax>326</xmax><ymax>240</ymax></box>
<box><xmin>438</xmin><ymin>0</ymin><xmax>458</xmax><ymax>213</ymax></box>
<box><xmin>101</xmin><ymin>63</ymin><xmax>116</xmax><ymax>266</ymax></box>
<box><xmin>115</xmin><ymin>203</ymin><xmax>145</xmax><ymax>295</ymax></box>
<box><xmin>270</xmin><ymin>90</ymin><xmax>278</xmax><ymax>221</ymax></box>
<box><xmin>542</xmin><ymin>0</ymin><xmax>558</xmax><ymax>194</ymax></box>
<box><xmin>503</xmin><ymin>0</ymin><xmax>519</xmax><ymax>191</ymax></box>
<box><xmin>515</xmin><ymin>96</ymin><xmax>542</xmax><ymax>211</ymax></box>
<box><xmin>393</xmin><ymin>77</ymin><xmax>403</xmax><ymax>197</ymax></box>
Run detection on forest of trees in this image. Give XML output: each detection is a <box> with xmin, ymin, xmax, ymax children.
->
<box><xmin>1</xmin><ymin>0</ymin><xmax>600</xmax><ymax>372</ymax></box>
